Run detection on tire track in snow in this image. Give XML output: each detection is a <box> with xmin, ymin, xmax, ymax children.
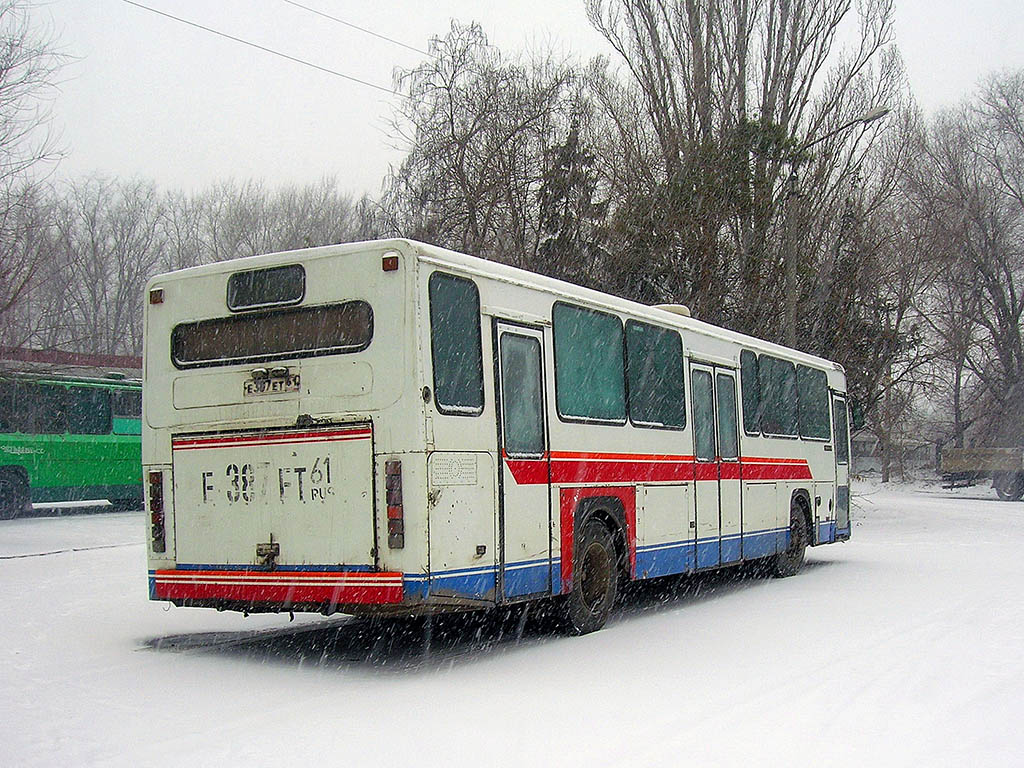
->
<box><xmin>0</xmin><ymin>542</ymin><xmax>142</xmax><ymax>559</ymax></box>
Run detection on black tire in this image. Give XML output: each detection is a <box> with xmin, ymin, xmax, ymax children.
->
<box><xmin>560</xmin><ymin>519</ymin><xmax>619</xmax><ymax>635</ymax></box>
<box><xmin>993</xmin><ymin>472</ymin><xmax>1024</xmax><ymax>501</ymax></box>
<box><xmin>0</xmin><ymin>468</ymin><xmax>30</xmax><ymax>521</ymax></box>
<box><xmin>773</xmin><ymin>501</ymin><xmax>808</xmax><ymax>577</ymax></box>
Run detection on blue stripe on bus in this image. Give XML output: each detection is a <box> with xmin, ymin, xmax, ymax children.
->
<box><xmin>405</xmin><ymin>556</ymin><xmax>561</xmax><ymax>600</ymax></box>
<box><xmin>636</xmin><ymin>527</ymin><xmax>789</xmax><ymax>578</ymax></box>
<box><xmin>816</xmin><ymin>520</ymin><xmax>836</xmax><ymax>545</ymax></box>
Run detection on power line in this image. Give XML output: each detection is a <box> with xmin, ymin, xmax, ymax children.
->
<box><xmin>122</xmin><ymin>0</ymin><xmax>404</xmax><ymax>98</ymax></box>
<box><xmin>281</xmin><ymin>0</ymin><xmax>431</xmax><ymax>57</ymax></box>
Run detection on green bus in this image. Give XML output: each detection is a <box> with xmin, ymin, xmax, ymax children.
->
<box><xmin>0</xmin><ymin>364</ymin><xmax>142</xmax><ymax>519</ymax></box>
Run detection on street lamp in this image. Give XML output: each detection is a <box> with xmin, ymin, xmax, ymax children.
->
<box><xmin>783</xmin><ymin>105</ymin><xmax>891</xmax><ymax>348</ymax></box>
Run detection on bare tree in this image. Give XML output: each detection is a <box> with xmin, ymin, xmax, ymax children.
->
<box><xmin>586</xmin><ymin>0</ymin><xmax>904</xmax><ymax>337</ymax></box>
<box><xmin>0</xmin><ymin>1</ymin><xmax>63</xmax><ymax>339</ymax></box>
<box><xmin>49</xmin><ymin>178</ymin><xmax>164</xmax><ymax>355</ymax></box>
<box><xmin>905</xmin><ymin>70</ymin><xmax>1024</xmax><ymax>450</ymax></box>
<box><xmin>384</xmin><ymin>23</ymin><xmax>579</xmax><ymax>268</ymax></box>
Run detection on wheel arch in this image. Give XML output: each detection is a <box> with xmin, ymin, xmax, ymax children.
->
<box><xmin>790</xmin><ymin>488</ymin><xmax>813</xmax><ymax>538</ymax></box>
<box><xmin>573</xmin><ymin>495</ymin><xmax>629</xmax><ymax>581</ymax></box>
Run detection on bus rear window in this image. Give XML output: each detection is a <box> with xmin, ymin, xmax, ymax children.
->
<box><xmin>171</xmin><ymin>301</ymin><xmax>373</xmax><ymax>369</ymax></box>
<box><xmin>227</xmin><ymin>264</ymin><xmax>305</xmax><ymax>311</ymax></box>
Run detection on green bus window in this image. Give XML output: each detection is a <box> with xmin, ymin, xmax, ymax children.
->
<box><xmin>428</xmin><ymin>272</ymin><xmax>484</xmax><ymax>415</ymax></box>
<box><xmin>0</xmin><ymin>380</ymin><xmax>12</xmax><ymax>432</ymax></box>
<box><xmin>625</xmin><ymin>320</ymin><xmax>685</xmax><ymax>429</ymax></box>
<box><xmin>112</xmin><ymin>390</ymin><xmax>142</xmax><ymax>418</ymax></box>
<box><xmin>15</xmin><ymin>383</ymin><xmax>66</xmax><ymax>434</ymax></box>
<box><xmin>760</xmin><ymin>355</ymin><xmax>797</xmax><ymax>436</ymax></box>
<box><xmin>740</xmin><ymin>350</ymin><xmax>760</xmax><ymax>434</ymax></box>
<box><xmin>797</xmin><ymin>365</ymin><xmax>830</xmax><ymax>439</ymax></box>
<box><xmin>553</xmin><ymin>302</ymin><xmax>625</xmax><ymax>423</ymax></box>
<box><xmin>67</xmin><ymin>387</ymin><xmax>112</xmax><ymax>435</ymax></box>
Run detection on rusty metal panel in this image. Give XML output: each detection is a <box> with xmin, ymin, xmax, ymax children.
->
<box><xmin>940</xmin><ymin>447</ymin><xmax>1024</xmax><ymax>473</ymax></box>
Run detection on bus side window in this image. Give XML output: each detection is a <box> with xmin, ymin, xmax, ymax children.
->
<box><xmin>759</xmin><ymin>355</ymin><xmax>797</xmax><ymax>437</ymax></box>
<box><xmin>552</xmin><ymin>302</ymin><xmax>625</xmax><ymax>423</ymax></box>
<box><xmin>67</xmin><ymin>387</ymin><xmax>112</xmax><ymax>435</ymax></box>
<box><xmin>625</xmin><ymin>320</ymin><xmax>685</xmax><ymax>429</ymax></box>
<box><xmin>740</xmin><ymin>350</ymin><xmax>760</xmax><ymax>435</ymax></box>
<box><xmin>428</xmin><ymin>272</ymin><xmax>484</xmax><ymax>416</ymax></box>
<box><xmin>796</xmin><ymin>365</ymin><xmax>830</xmax><ymax>439</ymax></box>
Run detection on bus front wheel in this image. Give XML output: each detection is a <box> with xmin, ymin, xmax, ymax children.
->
<box><xmin>0</xmin><ymin>468</ymin><xmax>30</xmax><ymax>521</ymax></box>
<box><xmin>773</xmin><ymin>502</ymin><xmax>808</xmax><ymax>577</ymax></box>
<box><xmin>560</xmin><ymin>519</ymin><xmax>619</xmax><ymax>635</ymax></box>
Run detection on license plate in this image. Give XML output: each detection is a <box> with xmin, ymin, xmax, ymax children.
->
<box><xmin>243</xmin><ymin>374</ymin><xmax>300</xmax><ymax>397</ymax></box>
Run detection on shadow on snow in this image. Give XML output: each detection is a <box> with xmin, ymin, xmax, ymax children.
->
<box><xmin>142</xmin><ymin>559</ymin><xmax>839</xmax><ymax>673</ymax></box>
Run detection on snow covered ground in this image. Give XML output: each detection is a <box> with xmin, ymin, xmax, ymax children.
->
<box><xmin>2</xmin><ymin>482</ymin><xmax>1022</xmax><ymax>767</ymax></box>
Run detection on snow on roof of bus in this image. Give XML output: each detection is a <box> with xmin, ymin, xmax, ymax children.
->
<box><xmin>148</xmin><ymin>238</ymin><xmax>844</xmax><ymax>374</ymax></box>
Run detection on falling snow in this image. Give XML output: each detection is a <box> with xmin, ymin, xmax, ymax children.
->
<box><xmin>2</xmin><ymin>481</ymin><xmax>1022</xmax><ymax>766</ymax></box>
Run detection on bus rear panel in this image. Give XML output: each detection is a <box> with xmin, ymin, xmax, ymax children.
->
<box><xmin>144</xmin><ymin>242</ymin><xmax>420</xmax><ymax>615</ymax></box>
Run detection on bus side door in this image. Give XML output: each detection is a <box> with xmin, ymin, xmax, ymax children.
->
<box><xmin>690</xmin><ymin>364</ymin><xmax>720</xmax><ymax>568</ymax></box>
<box><xmin>494</xmin><ymin>322</ymin><xmax>552</xmax><ymax>600</ymax></box>
<box><xmin>715</xmin><ymin>370</ymin><xmax>741</xmax><ymax>563</ymax></box>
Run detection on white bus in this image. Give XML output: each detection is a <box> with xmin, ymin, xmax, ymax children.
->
<box><xmin>144</xmin><ymin>238</ymin><xmax>851</xmax><ymax>634</ymax></box>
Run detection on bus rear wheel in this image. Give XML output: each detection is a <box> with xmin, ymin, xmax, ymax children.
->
<box><xmin>773</xmin><ymin>502</ymin><xmax>808</xmax><ymax>577</ymax></box>
<box><xmin>0</xmin><ymin>468</ymin><xmax>30</xmax><ymax>521</ymax></box>
<box><xmin>560</xmin><ymin>519</ymin><xmax>618</xmax><ymax>635</ymax></box>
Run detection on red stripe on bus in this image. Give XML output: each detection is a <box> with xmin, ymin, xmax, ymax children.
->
<box><xmin>719</xmin><ymin>462</ymin><xmax>742</xmax><ymax>481</ymax></box>
<box><xmin>506</xmin><ymin>453</ymin><xmax>812</xmax><ymax>485</ymax></box>
<box><xmin>741</xmin><ymin>462</ymin><xmax>813</xmax><ymax>481</ymax></box>
<box><xmin>153</xmin><ymin>570</ymin><xmax>403</xmax><ymax>604</ymax></box>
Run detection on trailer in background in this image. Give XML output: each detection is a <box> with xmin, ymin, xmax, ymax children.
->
<box><xmin>940</xmin><ymin>447</ymin><xmax>1024</xmax><ymax>500</ymax></box>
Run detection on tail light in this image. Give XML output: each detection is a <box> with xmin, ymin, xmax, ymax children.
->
<box><xmin>148</xmin><ymin>470</ymin><xmax>166</xmax><ymax>553</ymax></box>
<box><xmin>385</xmin><ymin>459</ymin><xmax>404</xmax><ymax>549</ymax></box>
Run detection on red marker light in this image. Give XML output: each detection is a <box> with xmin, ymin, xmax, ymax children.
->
<box><xmin>382</xmin><ymin>255</ymin><xmax>399</xmax><ymax>272</ymax></box>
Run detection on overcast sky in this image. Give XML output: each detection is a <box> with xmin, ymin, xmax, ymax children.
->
<box><xmin>42</xmin><ymin>0</ymin><xmax>1024</xmax><ymax>195</ymax></box>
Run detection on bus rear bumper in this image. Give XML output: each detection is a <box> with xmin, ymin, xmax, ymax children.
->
<box><xmin>149</xmin><ymin>568</ymin><xmax>404</xmax><ymax>607</ymax></box>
